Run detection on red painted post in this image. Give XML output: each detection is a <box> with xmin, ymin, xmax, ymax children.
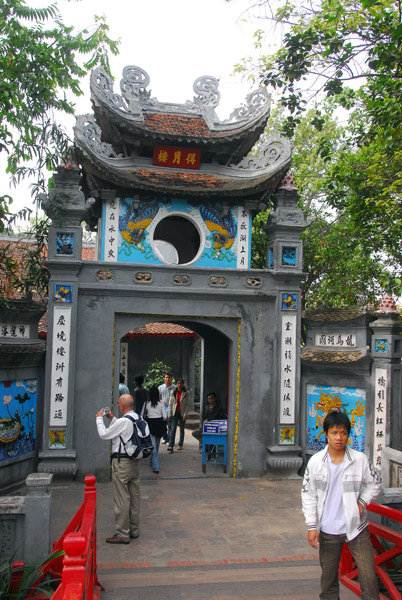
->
<box><xmin>61</xmin><ymin>533</ymin><xmax>86</xmax><ymax>587</ymax></box>
<box><xmin>9</xmin><ymin>561</ymin><xmax>25</xmax><ymax>594</ymax></box>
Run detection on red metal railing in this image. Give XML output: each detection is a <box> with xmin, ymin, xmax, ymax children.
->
<box><xmin>339</xmin><ymin>502</ymin><xmax>402</xmax><ymax>600</ymax></box>
<box><xmin>50</xmin><ymin>474</ymin><xmax>101</xmax><ymax>600</ymax></box>
<box><xmin>10</xmin><ymin>474</ymin><xmax>101</xmax><ymax>599</ymax></box>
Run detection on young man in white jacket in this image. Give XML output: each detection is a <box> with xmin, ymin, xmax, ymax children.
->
<box><xmin>301</xmin><ymin>409</ymin><xmax>382</xmax><ymax>599</ymax></box>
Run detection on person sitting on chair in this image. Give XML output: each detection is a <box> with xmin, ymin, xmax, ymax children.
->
<box><xmin>192</xmin><ymin>392</ymin><xmax>226</xmax><ymax>450</ymax></box>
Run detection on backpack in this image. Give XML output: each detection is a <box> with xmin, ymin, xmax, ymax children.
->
<box><xmin>118</xmin><ymin>415</ymin><xmax>154</xmax><ymax>460</ymax></box>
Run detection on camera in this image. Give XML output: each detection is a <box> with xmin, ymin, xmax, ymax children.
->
<box><xmin>102</xmin><ymin>407</ymin><xmax>110</xmax><ymax>416</ymax></box>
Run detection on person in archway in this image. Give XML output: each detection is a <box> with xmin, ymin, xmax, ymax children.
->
<box><xmin>158</xmin><ymin>373</ymin><xmax>176</xmax><ymax>444</ymax></box>
<box><xmin>167</xmin><ymin>378</ymin><xmax>189</xmax><ymax>452</ymax></box>
<box><xmin>141</xmin><ymin>386</ymin><xmax>166</xmax><ymax>473</ymax></box>
<box><xmin>119</xmin><ymin>373</ymin><xmax>130</xmax><ymax>396</ymax></box>
<box><xmin>133</xmin><ymin>374</ymin><xmax>148</xmax><ymax>415</ymax></box>
<box><xmin>192</xmin><ymin>392</ymin><xmax>226</xmax><ymax>448</ymax></box>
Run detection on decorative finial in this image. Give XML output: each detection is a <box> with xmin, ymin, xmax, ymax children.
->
<box><xmin>279</xmin><ymin>170</ymin><xmax>297</xmax><ymax>190</ymax></box>
<box><xmin>376</xmin><ymin>294</ymin><xmax>397</xmax><ymax>313</ymax></box>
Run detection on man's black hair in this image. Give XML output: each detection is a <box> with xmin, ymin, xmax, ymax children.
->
<box><xmin>323</xmin><ymin>410</ymin><xmax>351</xmax><ymax>435</ymax></box>
<box><xmin>134</xmin><ymin>374</ymin><xmax>144</xmax><ymax>386</ymax></box>
<box><xmin>207</xmin><ymin>392</ymin><xmax>216</xmax><ymax>398</ymax></box>
<box><xmin>119</xmin><ymin>372</ymin><xmax>125</xmax><ymax>384</ymax></box>
<box><xmin>164</xmin><ymin>372</ymin><xmax>172</xmax><ymax>377</ymax></box>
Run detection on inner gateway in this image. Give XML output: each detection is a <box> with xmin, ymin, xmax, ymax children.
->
<box><xmin>153</xmin><ymin>215</ymin><xmax>201</xmax><ymax>265</ymax></box>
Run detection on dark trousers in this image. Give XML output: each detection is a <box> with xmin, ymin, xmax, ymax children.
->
<box><xmin>319</xmin><ymin>528</ymin><xmax>379</xmax><ymax>600</ymax></box>
<box><xmin>168</xmin><ymin>411</ymin><xmax>185</xmax><ymax>447</ymax></box>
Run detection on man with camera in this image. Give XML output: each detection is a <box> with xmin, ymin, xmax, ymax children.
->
<box><xmin>96</xmin><ymin>394</ymin><xmax>140</xmax><ymax>544</ymax></box>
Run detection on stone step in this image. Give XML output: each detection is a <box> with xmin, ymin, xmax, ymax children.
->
<box><xmin>185</xmin><ymin>411</ymin><xmax>200</xmax><ymax>430</ymax></box>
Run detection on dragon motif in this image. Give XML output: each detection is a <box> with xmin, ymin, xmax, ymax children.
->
<box><xmin>198</xmin><ymin>203</ymin><xmax>237</xmax><ymax>258</ymax></box>
<box><xmin>119</xmin><ymin>200</ymin><xmax>159</xmax><ymax>251</ymax></box>
<box><xmin>313</xmin><ymin>388</ymin><xmax>343</xmax><ymax>440</ymax></box>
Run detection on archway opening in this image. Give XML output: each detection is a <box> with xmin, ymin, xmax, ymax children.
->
<box><xmin>119</xmin><ymin>319</ymin><xmax>231</xmax><ymax>477</ymax></box>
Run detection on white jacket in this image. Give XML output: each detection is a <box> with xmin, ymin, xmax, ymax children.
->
<box><xmin>301</xmin><ymin>446</ymin><xmax>382</xmax><ymax>541</ymax></box>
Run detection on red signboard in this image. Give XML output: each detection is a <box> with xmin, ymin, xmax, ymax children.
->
<box><xmin>153</xmin><ymin>145</ymin><xmax>201</xmax><ymax>170</ymax></box>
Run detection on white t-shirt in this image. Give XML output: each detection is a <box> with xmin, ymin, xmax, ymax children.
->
<box><xmin>320</xmin><ymin>454</ymin><xmax>346</xmax><ymax>535</ymax></box>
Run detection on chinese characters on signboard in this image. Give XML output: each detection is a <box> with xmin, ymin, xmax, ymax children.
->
<box><xmin>374</xmin><ymin>368</ymin><xmax>387</xmax><ymax>469</ymax></box>
<box><xmin>153</xmin><ymin>145</ymin><xmax>201</xmax><ymax>170</ymax></box>
<box><xmin>49</xmin><ymin>306</ymin><xmax>71</xmax><ymax>427</ymax></box>
<box><xmin>316</xmin><ymin>333</ymin><xmax>356</xmax><ymax>348</ymax></box>
<box><xmin>0</xmin><ymin>323</ymin><xmax>30</xmax><ymax>339</ymax></box>
<box><xmin>280</xmin><ymin>314</ymin><xmax>297</xmax><ymax>424</ymax></box>
<box><xmin>236</xmin><ymin>207</ymin><xmax>250</xmax><ymax>268</ymax></box>
<box><xmin>104</xmin><ymin>198</ymin><xmax>119</xmax><ymax>262</ymax></box>
<box><xmin>120</xmin><ymin>343</ymin><xmax>128</xmax><ymax>383</ymax></box>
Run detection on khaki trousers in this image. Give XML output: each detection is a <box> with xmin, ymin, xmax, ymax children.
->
<box><xmin>111</xmin><ymin>458</ymin><xmax>140</xmax><ymax>541</ymax></box>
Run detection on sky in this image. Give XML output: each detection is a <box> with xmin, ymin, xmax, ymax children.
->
<box><xmin>2</xmin><ymin>0</ymin><xmax>273</xmax><ymax>223</ymax></box>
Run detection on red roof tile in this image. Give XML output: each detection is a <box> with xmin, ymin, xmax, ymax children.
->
<box><xmin>145</xmin><ymin>114</ymin><xmax>210</xmax><ymax>137</ymax></box>
<box><xmin>301</xmin><ymin>348</ymin><xmax>364</xmax><ymax>363</ymax></box>
<box><xmin>127</xmin><ymin>322</ymin><xmax>197</xmax><ymax>338</ymax></box>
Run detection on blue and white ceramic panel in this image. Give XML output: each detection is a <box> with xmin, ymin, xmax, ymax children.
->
<box><xmin>0</xmin><ymin>379</ymin><xmax>37</xmax><ymax>462</ymax></box>
<box><xmin>100</xmin><ymin>197</ymin><xmax>251</xmax><ymax>268</ymax></box>
<box><xmin>307</xmin><ymin>384</ymin><xmax>366</xmax><ymax>452</ymax></box>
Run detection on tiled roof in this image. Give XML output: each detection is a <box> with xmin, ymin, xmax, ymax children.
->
<box><xmin>301</xmin><ymin>348</ymin><xmax>364</xmax><ymax>363</ymax></box>
<box><xmin>137</xmin><ymin>168</ymin><xmax>225</xmax><ymax>189</ymax></box>
<box><xmin>302</xmin><ymin>307</ymin><xmax>369</xmax><ymax>323</ymax></box>
<box><xmin>127</xmin><ymin>322</ymin><xmax>197</xmax><ymax>337</ymax></box>
<box><xmin>145</xmin><ymin>114</ymin><xmax>210</xmax><ymax>137</ymax></box>
<box><xmin>0</xmin><ymin>342</ymin><xmax>46</xmax><ymax>354</ymax></box>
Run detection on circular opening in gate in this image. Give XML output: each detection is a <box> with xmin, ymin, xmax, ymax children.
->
<box><xmin>152</xmin><ymin>215</ymin><xmax>202</xmax><ymax>265</ymax></box>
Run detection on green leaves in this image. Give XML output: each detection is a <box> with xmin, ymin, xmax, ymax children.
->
<box><xmin>0</xmin><ymin>0</ymin><xmax>119</xmax><ymax>231</ymax></box>
<box><xmin>245</xmin><ymin>0</ymin><xmax>402</xmax><ymax>306</ymax></box>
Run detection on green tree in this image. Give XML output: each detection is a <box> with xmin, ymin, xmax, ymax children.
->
<box><xmin>144</xmin><ymin>360</ymin><xmax>174</xmax><ymax>389</ymax></box>
<box><xmin>251</xmin><ymin>103</ymin><xmax>397</xmax><ymax>307</ymax></box>
<box><xmin>233</xmin><ymin>0</ymin><xmax>402</xmax><ymax>299</ymax></box>
<box><xmin>0</xmin><ymin>0</ymin><xmax>119</xmax><ymax>231</ymax></box>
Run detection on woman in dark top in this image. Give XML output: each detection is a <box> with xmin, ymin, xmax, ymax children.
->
<box><xmin>141</xmin><ymin>386</ymin><xmax>166</xmax><ymax>474</ymax></box>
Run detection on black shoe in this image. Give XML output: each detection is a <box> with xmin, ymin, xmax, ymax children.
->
<box><xmin>130</xmin><ymin>533</ymin><xmax>139</xmax><ymax>539</ymax></box>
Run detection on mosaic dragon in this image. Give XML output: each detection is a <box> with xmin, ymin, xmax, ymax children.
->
<box><xmin>313</xmin><ymin>388</ymin><xmax>365</xmax><ymax>440</ymax></box>
<box><xmin>198</xmin><ymin>203</ymin><xmax>237</xmax><ymax>258</ymax></box>
<box><xmin>119</xmin><ymin>201</ymin><xmax>159</xmax><ymax>250</ymax></box>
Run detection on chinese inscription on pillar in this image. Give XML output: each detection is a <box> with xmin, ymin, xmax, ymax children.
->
<box><xmin>373</xmin><ymin>368</ymin><xmax>387</xmax><ymax>468</ymax></box>
<box><xmin>237</xmin><ymin>207</ymin><xmax>250</xmax><ymax>268</ymax></box>
<box><xmin>49</xmin><ymin>306</ymin><xmax>71</xmax><ymax>427</ymax></box>
<box><xmin>280</xmin><ymin>314</ymin><xmax>296</xmax><ymax>424</ymax></box>
<box><xmin>104</xmin><ymin>198</ymin><xmax>119</xmax><ymax>261</ymax></box>
<box><xmin>120</xmin><ymin>342</ymin><xmax>128</xmax><ymax>382</ymax></box>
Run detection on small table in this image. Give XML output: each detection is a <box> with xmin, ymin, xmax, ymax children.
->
<box><xmin>202</xmin><ymin>433</ymin><xmax>227</xmax><ymax>473</ymax></box>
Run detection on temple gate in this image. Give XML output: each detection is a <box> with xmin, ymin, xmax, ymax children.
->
<box><xmin>38</xmin><ymin>65</ymin><xmax>307</xmax><ymax>479</ymax></box>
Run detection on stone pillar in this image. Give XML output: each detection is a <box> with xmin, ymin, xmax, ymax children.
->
<box><xmin>0</xmin><ymin>473</ymin><xmax>53</xmax><ymax>564</ymax></box>
<box><xmin>38</xmin><ymin>166</ymin><xmax>91</xmax><ymax>477</ymax></box>
<box><xmin>24</xmin><ymin>473</ymin><xmax>53</xmax><ymax>563</ymax></box>
<box><xmin>370</xmin><ymin>295</ymin><xmax>402</xmax><ymax>471</ymax></box>
<box><xmin>264</xmin><ymin>172</ymin><xmax>306</xmax><ymax>478</ymax></box>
